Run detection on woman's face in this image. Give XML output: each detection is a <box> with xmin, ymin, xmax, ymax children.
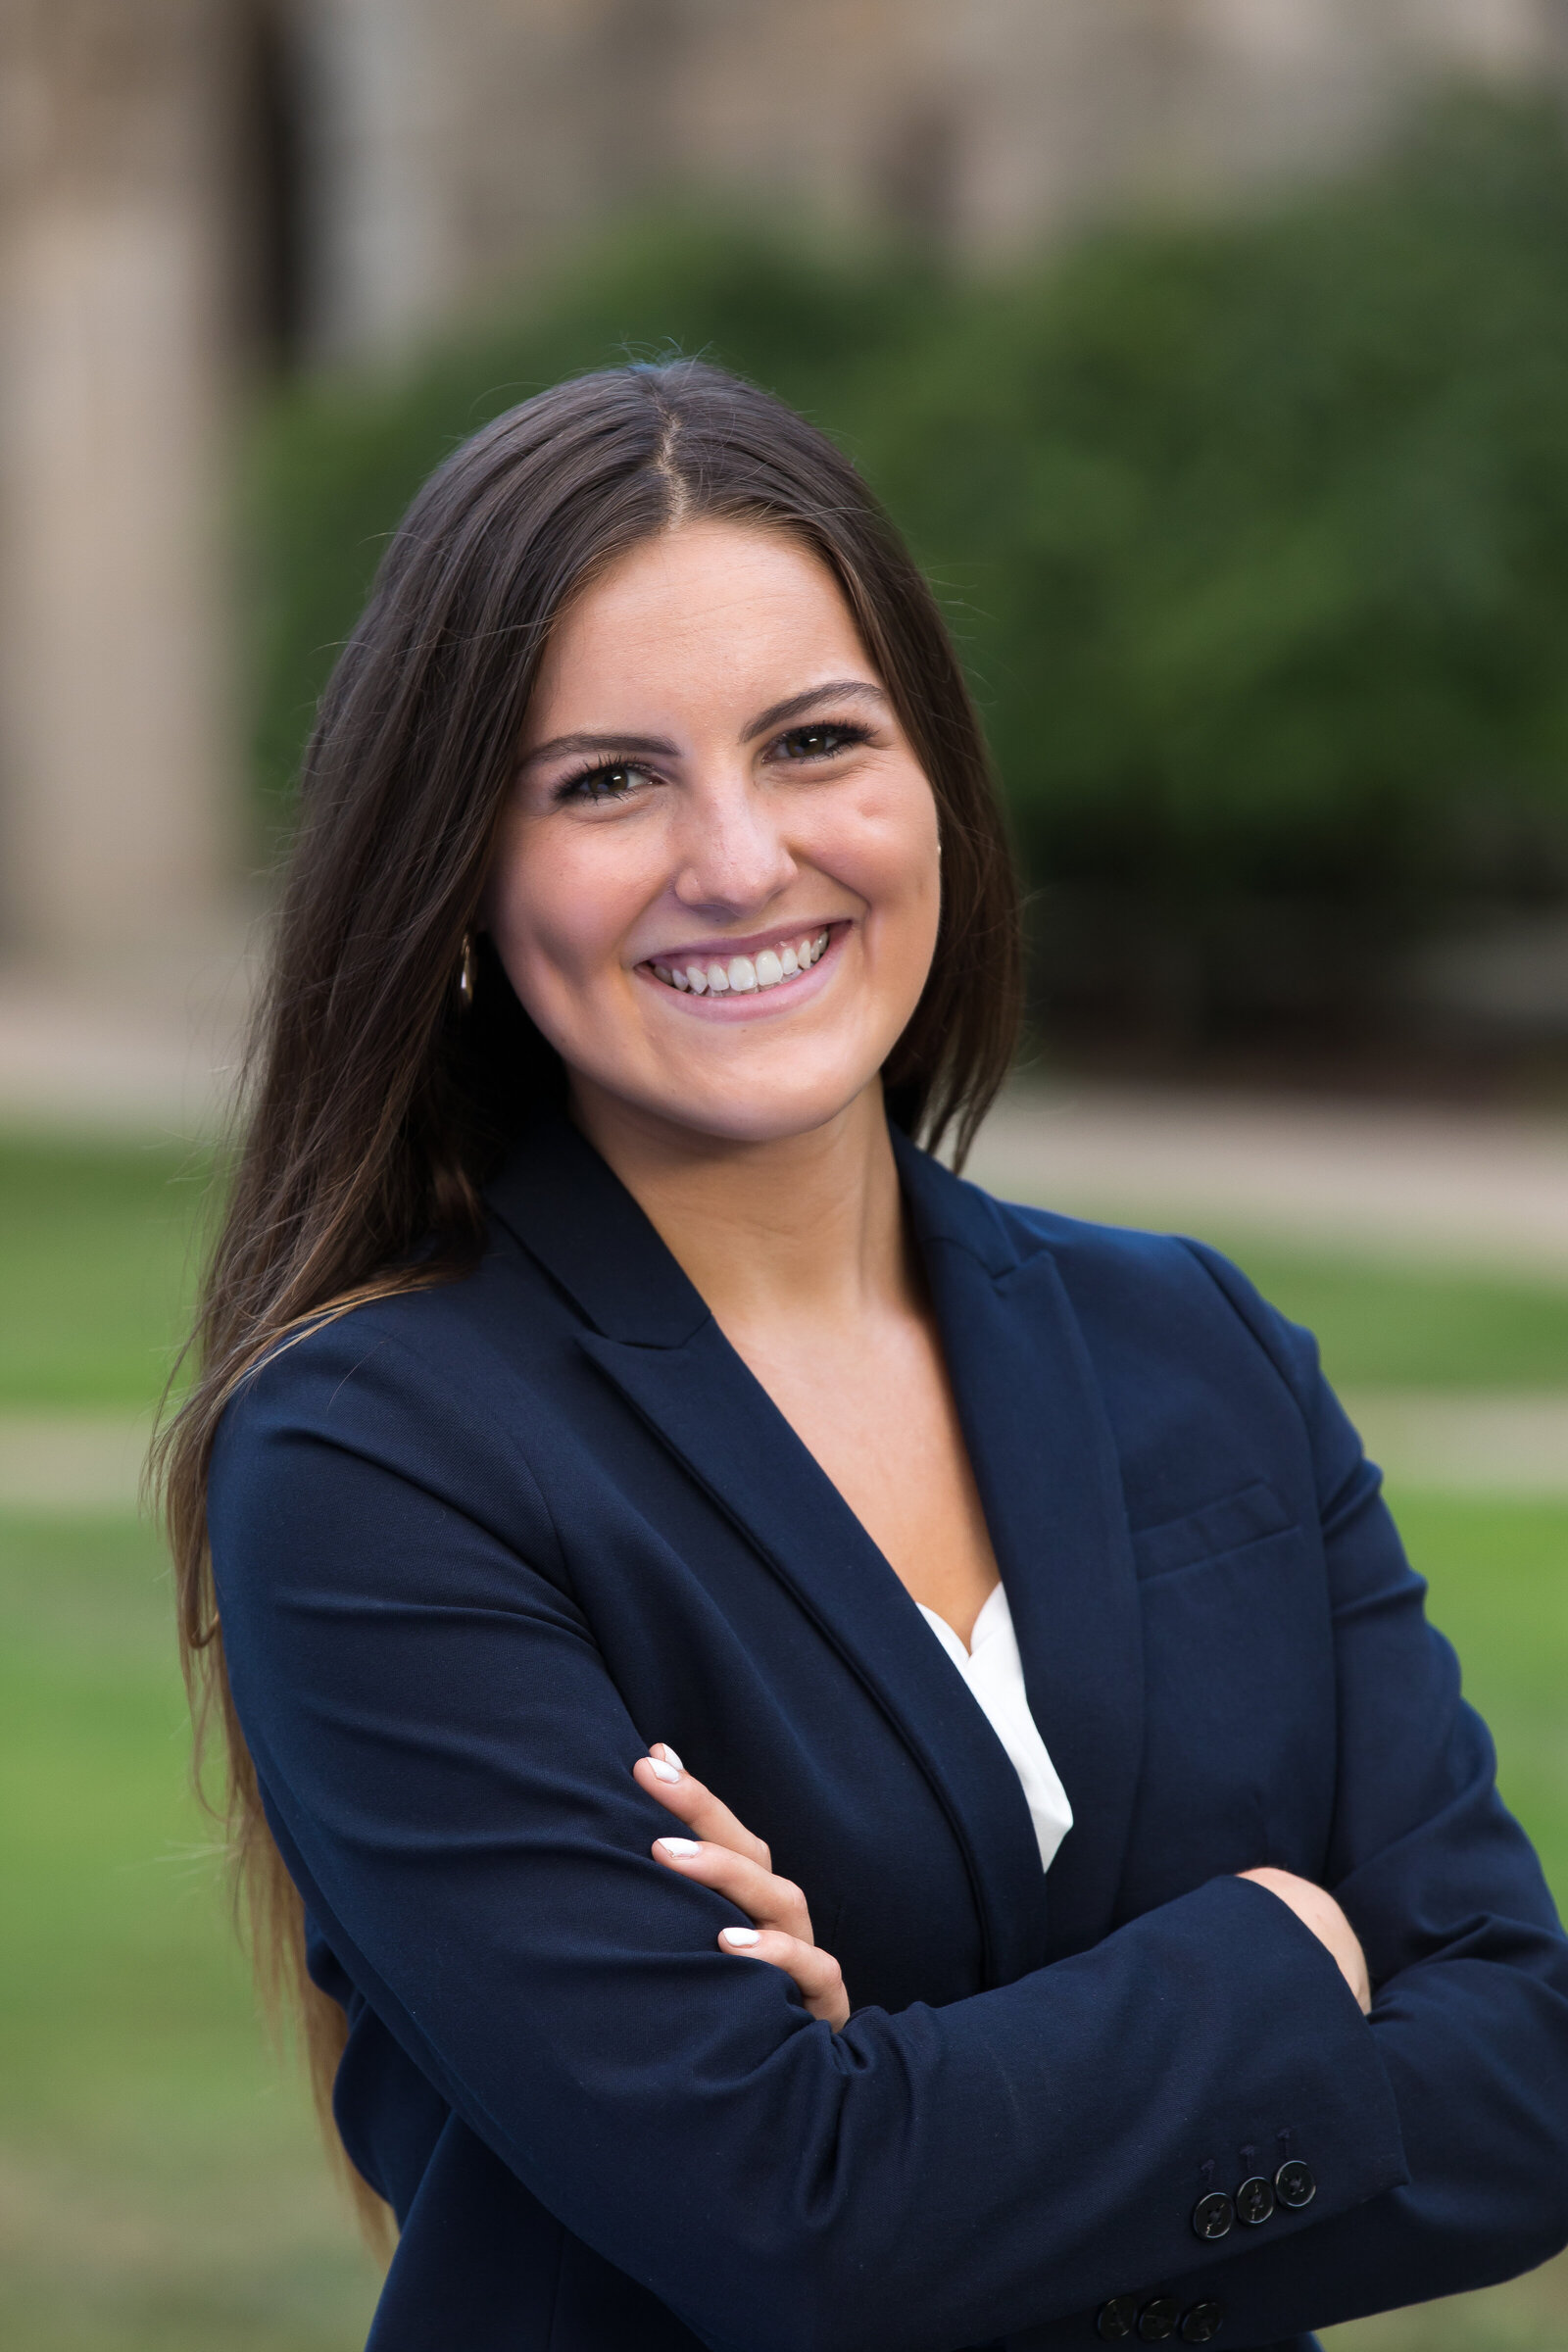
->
<box><xmin>485</xmin><ymin>518</ymin><xmax>942</xmax><ymax>1149</ymax></box>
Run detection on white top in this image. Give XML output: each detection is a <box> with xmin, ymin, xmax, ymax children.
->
<box><xmin>916</xmin><ymin>1583</ymin><xmax>1073</xmax><ymax>1875</ymax></box>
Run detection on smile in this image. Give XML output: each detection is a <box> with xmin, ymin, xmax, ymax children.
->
<box><xmin>646</xmin><ymin>928</ymin><xmax>831</xmax><ymax>998</ymax></box>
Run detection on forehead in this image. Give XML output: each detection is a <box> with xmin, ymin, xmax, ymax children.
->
<box><xmin>526</xmin><ymin>520</ymin><xmax>874</xmax><ymax>731</ymax></box>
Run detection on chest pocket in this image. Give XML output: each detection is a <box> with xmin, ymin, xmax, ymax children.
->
<box><xmin>1118</xmin><ymin>1481</ymin><xmax>1338</xmax><ymax>1916</ymax></box>
<box><xmin>1133</xmin><ymin>1478</ymin><xmax>1294</xmax><ymax>1579</ymax></box>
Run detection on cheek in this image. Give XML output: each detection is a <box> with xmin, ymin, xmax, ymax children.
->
<box><xmin>829</xmin><ymin>778</ymin><xmax>941</xmax><ymax>936</ymax></box>
<box><xmin>487</xmin><ymin>825</ymin><xmax>641</xmax><ymax>1004</ymax></box>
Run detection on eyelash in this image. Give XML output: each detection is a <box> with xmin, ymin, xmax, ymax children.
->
<box><xmin>553</xmin><ymin>761</ymin><xmax>646</xmax><ymax>807</ymax></box>
<box><xmin>551</xmin><ymin>719</ymin><xmax>875</xmax><ymax>805</ymax></box>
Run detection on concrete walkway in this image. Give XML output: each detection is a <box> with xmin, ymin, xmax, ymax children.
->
<box><xmin>1342</xmin><ymin>1392</ymin><xmax>1568</xmax><ymax>1497</ymax></box>
<box><xmin>965</xmin><ymin>1082</ymin><xmax>1568</xmax><ymax>1280</ymax></box>
<box><xmin>4</xmin><ymin>976</ymin><xmax>1568</xmax><ymax>1274</ymax></box>
<box><xmin>0</xmin><ymin>1412</ymin><xmax>157</xmax><ymax>1516</ymax></box>
<box><xmin>0</xmin><ymin>952</ymin><xmax>253</xmax><ymax>1139</ymax></box>
<box><xmin>3</xmin><ymin>1393</ymin><xmax>1565</xmax><ymax>1516</ymax></box>
<box><xmin>4</xmin><ymin>990</ymin><xmax>1568</xmax><ymax>1514</ymax></box>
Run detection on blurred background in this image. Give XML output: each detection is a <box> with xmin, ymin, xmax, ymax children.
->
<box><xmin>4</xmin><ymin>4</ymin><xmax>1568</xmax><ymax>2346</ymax></box>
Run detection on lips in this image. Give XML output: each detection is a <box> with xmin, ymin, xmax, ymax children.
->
<box><xmin>646</xmin><ymin>927</ymin><xmax>831</xmax><ymax>998</ymax></box>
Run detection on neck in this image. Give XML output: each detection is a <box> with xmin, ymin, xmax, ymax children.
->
<box><xmin>568</xmin><ymin>1077</ymin><xmax>912</xmax><ymax>1336</ymax></box>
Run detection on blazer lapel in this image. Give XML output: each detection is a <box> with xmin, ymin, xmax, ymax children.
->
<box><xmin>577</xmin><ymin>1316</ymin><xmax>1051</xmax><ymax>1988</ymax></box>
<box><xmin>489</xmin><ymin>1111</ymin><xmax>1140</xmax><ymax>1978</ymax></box>
<box><xmin>894</xmin><ymin>1131</ymin><xmax>1146</xmax><ymax>1959</ymax></box>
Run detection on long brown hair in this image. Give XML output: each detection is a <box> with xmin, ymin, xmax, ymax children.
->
<box><xmin>158</xmin><ymin>360</ymin><xmax>1022</xmax><ymax>2240</ymax></box>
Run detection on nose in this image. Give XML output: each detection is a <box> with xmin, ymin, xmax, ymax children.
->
<box><xmin>667</xmin><ymin>773</ymin><xmax>797</xmax><ymax>920</ymax></box>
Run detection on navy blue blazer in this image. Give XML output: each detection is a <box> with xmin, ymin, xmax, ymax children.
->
<box><xmin>209</xmin><ymin>1110</ymin><xmax>1568</xmax><ymax>2352</ymax></box>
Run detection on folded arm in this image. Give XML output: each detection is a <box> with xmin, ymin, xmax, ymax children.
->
<box><xmin>1050</xmin><ymin>1247</ymin><xmax>1568</xmax><ymax>2346</ymax></box>
<box><xmin>213</xmin><ymin>1320</ymin><xmax>1412</xmax><ymax>2352</ymax></box>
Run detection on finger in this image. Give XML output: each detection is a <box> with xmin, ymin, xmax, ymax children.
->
<box><xmin>652</xmin><ymin>1836</ymin><xmax>812</xmax><ymax>1940</ymax></box>
<box><xmin>717</xmin><ymin>1926</ymin><xmax>849</xmax><ymax>2031</ymax></box>
<box><xmin>631</xmin><ymin>1749</ymin><xmax>771</xmax><ymax>1868</ymax></box>
<box><xmin>1238</xmin><ymin>1868</ymin><xmax>1371</xmax><ymax>2014</ymax></box>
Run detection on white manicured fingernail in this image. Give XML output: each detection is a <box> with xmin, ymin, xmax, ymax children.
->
<box><xmin>655</xmin><ymin>1744</ymin><xmax>683</xmax><ymax>1772</ymax></box>
<box><xmin>649</xmin><ymin>1759</ymin><xmax>682</xmax><ymax>1784</ymax></box>
<box><xmin>720</xmin><ymin>1926</ymin><xmax>760</xmax><ymax>1947</ymax></box>
<box><xmin>657</xmin><ymin>1837</ymin><xmax>702</xmax><ymax>1857</ymax></box>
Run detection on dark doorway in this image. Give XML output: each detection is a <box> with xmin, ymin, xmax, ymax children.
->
<box><xmin>236</xmin><ymin>0</ymin><xmax>309</xmax><ymax>375</ymax></box>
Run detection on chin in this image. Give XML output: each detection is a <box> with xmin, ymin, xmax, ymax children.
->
<box><xmin>694</xmin><ymin>1105</ymin><xmax>852</xmax><ymax>1149</ymax></box>
<box><xmin>655</xmin><ymin>1088</ymin><xmax>868</xmax><ymax>1150</ymax></box>
<box><xmin>601</xmin><ymin>1052</ymin><xmax>883</xmax><ymax>1151</ymax></box>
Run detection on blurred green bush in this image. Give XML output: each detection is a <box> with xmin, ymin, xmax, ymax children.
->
<box><xmin>247</xmin><ymin>232</ymin><xmax>941</xmax><ymax>816</ymax></box>
<box><xmin>249</xmin><ymin>93</ymin><xmax>1568</xmax><ymax>1047</ymax></box>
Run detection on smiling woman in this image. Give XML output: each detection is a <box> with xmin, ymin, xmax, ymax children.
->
<box><xmin>158</xmin><ymin>363</ymin><xmax>1568</xmax><ymax>2352</ymax></box>
<box><xmin>487</xmin><ymin>525</ymin><xmax>942</xmax><ymax>1143</ymax></box>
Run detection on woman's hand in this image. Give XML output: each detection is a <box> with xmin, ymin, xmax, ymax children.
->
<box><xmin>1239</xmin><ymin>1866</ymin><xmax>1372</xmax><ymax>2014</ymax></box>
<box><xmin>633</xmin><ymin>1744</ymin><xmax>851</xmax><ymax>2030</ymax></box>
<box><xmin>630</xmin><ymin>1753</ymin><xmax>1370</xmax><ymax>2029</ymax></box>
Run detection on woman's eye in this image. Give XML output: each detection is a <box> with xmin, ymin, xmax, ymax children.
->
<box><xmin>558</xmin><ymin>762</ymin><xmax>643</xmax><ymax>805</ymax></box>
<box><xmin>777</xmin><ymin>723</ymin><xmax>867</xmax><ymax>762</ymax></box>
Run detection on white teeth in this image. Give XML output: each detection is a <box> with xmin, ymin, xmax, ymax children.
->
<box><xmin>650</xmin><ymin>928</ymin><xmax>834</xmax><ymax>996</ymax></box>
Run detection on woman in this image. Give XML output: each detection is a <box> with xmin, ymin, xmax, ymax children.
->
<box><xmin>165</xmin><ymin>361</ymin><xmax>1568</xmax><ymax>2352</ymax></box>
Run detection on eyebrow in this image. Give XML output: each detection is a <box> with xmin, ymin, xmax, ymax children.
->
<box><xmin>519</xmin><ymin>680</ymin><xmax>890</xmax><ymax>769</ymax></box>
<box><xmin>518</xmin><ymin>729</ymin><xmax>678</xmax><ymax>769</ymax></box>
<box><xmin>740</xmin><ymin>679</ymin><xmax>890</xmax><ymax>742</ymax></box>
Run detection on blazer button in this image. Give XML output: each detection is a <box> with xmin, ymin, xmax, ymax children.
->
<box><xmin>1275</xmin><ymin>2159</ymin><xmax>1317</xmax><ymax>2209</ymax></box>
<box><xmin>1138</xmin><ymin>2297</ymin><xmax>1181</xmax><ymax>2341</ymax></box>
<box><xmin>1097</xmin><ymin>2298</ymin><xmax>1140</xmax><ymax>2340</ymax></box>
<box><xmin>1191</xmin><ymin>2191</ymin><xmax>1234</xmax><ymax>2240</ymax></box>
<box><xmin>1179</xmin><ymin>2303</ymin><xmax>1226</xmax><ymax>2343</ymax></box>
<box><xmin>1235</xmin><ymin>2175</ymin><xmax>1276</xmax><ymax>2226</ymax></box>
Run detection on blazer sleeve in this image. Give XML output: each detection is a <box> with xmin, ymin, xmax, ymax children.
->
<box><xmin>1020</xmin><ymin>1241</ymin><xmax>1568</xmax><ymax>2349</ymax></box>
<box><xmin>211</xmin><ymin>1310</ymin><xmax>1412</xmax><ymax>2352</ymax></box>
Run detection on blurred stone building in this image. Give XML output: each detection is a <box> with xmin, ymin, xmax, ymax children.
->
<box><xmin>2</xmin><ymin>0</ymin><xmax>1566</xmax><ymax>1011</ymax></box>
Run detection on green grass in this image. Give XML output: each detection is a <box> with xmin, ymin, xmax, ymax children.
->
<box><xmin>4</xmin><ymin>1134</ymin><xmax>1568</xmax><ymax>1410</ymax></box>
<box><xmin>1393</xmin><ymin>1496</ymin><xmax>1568</xmax><ymax>1906</ymax></box>
<box><xmin>0</xmin><ymin>1515</ymin><xmax>382</xmax><ymax>2350</ymax></box>
<box><xmin>1220</xmin><ymin>1246</ymin><xmax>1568</xmax><ymax>1393</ymax></box>
<box><xmin>0</xmin><ymin>1138</ymin><xmax>216</xmax><ymax>1408</ymax></box>
<box><xmin>1301</xmin><ymin>1491</ymin><xmax>1568</xmax><ymax>2352</ymax></box>
<box><xmin>4</xmin><ymin>1135</ymin><xmax>1568</xmax><ymax>2346</ymax></box>
<box><xmin>1325</xmin><ymin>1505</ymin><xmax>1568</xmax><ymax>2351</ymax></box>
<box><xmin>2</xmin><ymin>1496</ymin><xmax>1566</xmax><ymax>2348</ymax></box>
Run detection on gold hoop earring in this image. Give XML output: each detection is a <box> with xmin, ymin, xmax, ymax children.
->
<box><xmin>457</xmin><ymin>931</ymin><xmax>477</xmax><ymax>1008</ymax></box>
